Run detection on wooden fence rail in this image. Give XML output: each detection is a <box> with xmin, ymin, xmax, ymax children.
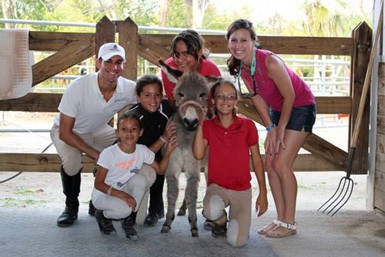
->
<box><xmin>0</xmin><ymin>16</ymin><xmax>373</xmax><ymax>174</ymax></box>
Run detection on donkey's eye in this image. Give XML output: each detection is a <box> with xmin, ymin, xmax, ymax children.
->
<box><xmin>199</xmin><ymin>93</ymin><xmax>206</xmax><ymax>98</ymax></box>
<box><xmin>178</xmin><ymin>92</ymin><xmax>184</xmax><ymax>97</ymax></box>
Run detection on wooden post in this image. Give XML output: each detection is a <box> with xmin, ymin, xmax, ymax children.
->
<box><xmin>350</xmin><ymin>21</ymin><xmax>372</xmax><ymax>174</ymax></box>
<box><xmin>118</xmin><ymin>17</ymin><xmax>138</xmax><ymax>80</ymax></box>
<box><xmin>95</xmin><ymin>16</ymin><xmax>116</xmax><ymax>70</ymax></box>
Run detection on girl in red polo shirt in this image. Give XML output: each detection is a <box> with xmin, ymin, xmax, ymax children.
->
<box><xmin>192</xmin><ymin>79</ymin><xmax>268</xmax><ymax>247</ymax></box>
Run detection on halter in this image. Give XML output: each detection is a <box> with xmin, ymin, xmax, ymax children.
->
<box><xmin>178</xmin><ymin>100</ymin><xmax>205</xmax><ymax>115</ymax></box>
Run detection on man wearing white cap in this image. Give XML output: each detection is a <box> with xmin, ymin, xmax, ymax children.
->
<box><xmin>51</xmin><ymin>42</ymin><xmax>137</xmax><ymax>227</ymax></box>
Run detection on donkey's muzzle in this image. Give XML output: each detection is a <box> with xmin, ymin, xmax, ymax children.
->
<box><xmin>183</xmin><ymin>118</ymin><xmax>199</xmax><ymax>131</ymax></box>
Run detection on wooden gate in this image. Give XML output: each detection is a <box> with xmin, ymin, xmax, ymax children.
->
<box><xmin>0</xmin><ymin>16</ymin><xmax>373</xmax><ymax>174</ymax></box>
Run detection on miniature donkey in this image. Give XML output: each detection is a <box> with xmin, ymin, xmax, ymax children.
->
<box><xmin>159</xmin><ymin>60</ymin><xmax>213</xmax><ymax>237</ymax></box>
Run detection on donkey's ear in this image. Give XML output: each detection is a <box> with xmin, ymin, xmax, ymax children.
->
<box><xmin>205</xmin><ymin>75</ymin><xmax>222</xmax><ymax>90</ymax></box>
<box><xmin>158</xmin><ymin>59</ymin><xmax>183</xmax><ymax>84</ymax></box>
<box><xmin>205</xmin><ymin>75</ymin><xmax>221</xmax><ymax>84</ymax></box>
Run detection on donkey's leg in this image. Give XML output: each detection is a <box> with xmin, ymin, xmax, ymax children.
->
<box><xmin>178</xmin><ymin>165</ymin><xmax>205</xmax><ymax>216</ymax></box>
<box><xmin>185</xmin><ymin>169</ymin><xmax>200</xmax><ymax>237</ymax></box>
<box><xmin>161</xmin><ymin>175</ymin><xmax>179</xmax><ymax>233</ymax></box>
<box><xmin>177</xmin><ymin>199</ymin><xmax>187</xmax><ymax>216</ymax></box>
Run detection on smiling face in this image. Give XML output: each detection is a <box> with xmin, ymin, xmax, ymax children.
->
<box><xmin>116</xmin><ymin>117</ymin><xmax>143</xmax><ymax>150</ymax></box>
<box><xmin>137</xmin><ymin>83</ymin><xmax>163</xmax><ymax>113</ymax></box>
<box><xmin>97</xmin><ymin>55</ymin><xmax>125</xmax><ymax>86</ymax></box>
<box><xmin>212</xmin><ymin>82</ymin><xmax>238</xmax><ymax>116</ymax></box>
<box><xmin>227</xmin><ymin>28</ymin><xmax>255</xmax><ymax>63</ymax></box>
<box><xmin>173</xmin><ymin>40</ymin><xmax>200</xmax><ymax>72</ymax></box>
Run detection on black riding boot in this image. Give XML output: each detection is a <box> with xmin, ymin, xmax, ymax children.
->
<box><xmin>57</xmin><ymin>166</ymin><xmax>81</xmax><ymax>227</ymax></box>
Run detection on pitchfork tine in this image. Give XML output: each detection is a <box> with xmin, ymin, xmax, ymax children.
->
<box><xmin>329</xmin><ymin>178</ymin><xmax>354</xmax><ymax>216</ymax></box>
<box><xmin>317</xmin><ymin>177</ymin><xmax>344</xmax><ymax>212</ymax></box>
<box><xmin>324</xmin><ymin>178</ymin><xmax>350</xmax><ymax>212</ymax></box>
<box><xmin>325</xmin><ymin>178</ymin><xmax>349</xmax><ymax>214</ymax></box>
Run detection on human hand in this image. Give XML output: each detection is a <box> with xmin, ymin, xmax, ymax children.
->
<box><xmin>256</xmin><ymin>194</ymin><xmax>268</xmax><ymax>217</ymax></box>
<box><xmin>165</xmin><ymin>135</ymin><xmax>178</xmax><ymax>154</ymax></box>
<box><xmin>163</xmin><ymin>121</ymin><xmax>177</xmax><ymax>142</ymax></box>
<box><xmin>199</xmin><ymin>107</ymin><xmax>209</xmax><ymax>126</ymax></box>
<box><xmin>275</xmin><ymin>127</ymin><xmax>286</xmax><ymax>153</ymax></box>
<box><xmin>120</xmin><ymin>192</ymin><xmax>137</xmax><ymax>210</ymax></box>
<box><xmin>264</xmin><ymin>128</ymin><xmax>277</xmax><ymax>155</ymax></box>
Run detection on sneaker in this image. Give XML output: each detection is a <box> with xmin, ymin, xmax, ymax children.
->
<box><xmin>144</xmin><ymin>212</ymin><xmax>159</xmax><ymax>227</ymax></box>
<box><xmin>95</xmin><ymin>210</ymin><xmax>116</xmax><ymax>235</ymax></box>
<box><xmin>122</xmin><ymin>215</ymin><xmax>138</xmax><ymax>239</ymax></box>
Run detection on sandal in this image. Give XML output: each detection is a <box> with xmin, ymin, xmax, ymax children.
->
<box><xmin>258</xmin><ymin>219</ymin><xmax>281</xmax><ymax>235</ymax></box>
<box><xmin>265</xmin><ymin>221</ymin><xmax>297</xmax><ymax>238</ymax></box>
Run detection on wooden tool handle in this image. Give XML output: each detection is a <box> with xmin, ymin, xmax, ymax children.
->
<box><xmin>351</xmin><ymin>0</ymin><xmax>384</xmax><ymax>147</ymax></box>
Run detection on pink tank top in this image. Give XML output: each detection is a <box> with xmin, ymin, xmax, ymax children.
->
<box><xmin>241</xmin><ymin>49</ymin><xmax>315</xmax><ymax>111</ymax></box>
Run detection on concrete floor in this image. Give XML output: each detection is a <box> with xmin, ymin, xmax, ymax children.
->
<box><xmin>1</xmin><ymin>203</ymin><xmax>385</xmax><ymax>257</ymax></box>
<box><xmin>1</xmin><ymin>172</ymin><xmax>385</xmax><ymax>257</ymax></box>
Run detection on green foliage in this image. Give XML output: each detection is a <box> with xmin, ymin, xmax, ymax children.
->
<box><xmin>109</xmin><ymin>0</ymin><xmax>159</xmax><ymax>25</ymax></box>
<box><xmin>164</xmin><ymin>0</ymin><xmax>191</xmax><ymax>28</ymax></box>
<box><xmin>202</xmin><ymin>2</ymin><xmax>253</xmax><ymax>30</ymax></box>
<box><xmin>2</xmin><ymin>0</ymin><xmax>372</xmax><ymax>36</ymax></box>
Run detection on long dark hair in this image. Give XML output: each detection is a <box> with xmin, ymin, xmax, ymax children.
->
<box><xmin>226</xmin><ymin>19</ymin><xmax>258</xmax><ymax>76</ymax></box>
<box><xmin>170</xmin><ymin>29</ymin><xmax>207</xmax><ymax>60</ymax></box>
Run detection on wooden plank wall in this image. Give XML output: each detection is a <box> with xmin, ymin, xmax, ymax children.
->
<box><xmin>375</xmin><ymin>63</ymin><xmax>385</xmax><ymax>211</ymax></box>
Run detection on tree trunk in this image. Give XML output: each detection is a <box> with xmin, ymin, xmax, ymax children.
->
<box><xmin>1</xmin><ymin>0</ymin><xmax>17</xmax><ymax>28</ymax></box>
<box><xmin>192</xmin><ymin>0</ymin><xmax>208</xmax><ymax>28</ymax></box>
<box><xmin>159</xmin><ymin>0</ymin><xmax>170</xmax><ymax>27</ymax></box>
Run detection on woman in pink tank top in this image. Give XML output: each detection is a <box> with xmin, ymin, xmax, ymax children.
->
<box><xmin>226</xmin><ymin>19</ymin><xmax>316</xmax><ymax>238</ymax></box>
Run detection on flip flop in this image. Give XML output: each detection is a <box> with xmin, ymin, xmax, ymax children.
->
<box><xmin>258</xmin><ymin>219</ymin><xmax>281</xmax><ymax>235</ymax></box>
<box><xmin>265</xmin><ymin>221</ymin><xmax>297</xmax><ymax>238</ymax></box>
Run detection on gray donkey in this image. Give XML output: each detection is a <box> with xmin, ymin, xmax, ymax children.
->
<box><xmin>159</xmin><ymin>60</ymin><xmax>211</xmax><ymax>237</ymax></box>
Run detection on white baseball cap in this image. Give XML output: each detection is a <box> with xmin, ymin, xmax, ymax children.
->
<box><xmin>98</xmin><ymin>43</ymin><xmax>126</xmax><ymax>61</ymax></box>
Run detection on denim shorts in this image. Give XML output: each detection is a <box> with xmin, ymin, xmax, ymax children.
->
<box><xmin>270</xmin><ymin>104</ymin><xmax>316</xmax><ymax>132</ymax></box>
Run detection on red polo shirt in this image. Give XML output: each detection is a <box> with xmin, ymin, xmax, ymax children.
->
<box><xmin>202</xmin><ymin>115</ymin><xmax>259</xmax><ymax>191</ymax></box>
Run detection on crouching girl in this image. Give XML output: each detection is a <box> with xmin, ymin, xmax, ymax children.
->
<box><xmin>91</xmin><ymin>112</ymin><xmax>176</xmax><ymax>238</ymax></box>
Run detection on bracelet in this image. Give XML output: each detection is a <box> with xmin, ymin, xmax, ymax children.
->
<box><xmin>107</xmin><ymin>186</ymin><xmax>113</xmax><ymax>195</ymax></box>
<box><xmin>160</xmin><ymin>136</ymin><xmax>168</xmax><ymax>143</ymax></box>
<box><xmin>266</xmin><ymin>124</ymin><xmax>276</xmax><ymax>131</ymax></box>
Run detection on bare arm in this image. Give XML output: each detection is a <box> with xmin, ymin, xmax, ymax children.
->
<box><xmin>59</xmin><ymin>113</ymin><xmax>100</xmax><ymax>160</ymax></box>
<box><xmin>265</xmin><ymin>54</ymin><xmax>295</xmax><ymax>152</ymax></box>
<box><xmin>250</xmin><ymin>95</ymin><xmax>277</xmax><ymax>155</ymax></box>
<box><xmin>157</xmin><ymin>135</ymin><xmax>178</xmax><ymax>174</ymax></box>
<box><xmin>250</xmin><ymin>144</ymin><xmax>268</xmax><ymax>217</ymax></box>
<box><xmin>94</xmin><ymin>165</ymin><xmax>136</xmax><ymax>210</ymax></box>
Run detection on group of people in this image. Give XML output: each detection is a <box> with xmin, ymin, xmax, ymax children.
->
<box><xmin>51</xmin><ymin>18</ymin><xmax>316</xmax><ymax>247</ymax></box>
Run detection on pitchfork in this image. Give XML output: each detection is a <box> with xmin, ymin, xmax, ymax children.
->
<box><xmin>318</xmin><ymin>1</ymin><xmax>383</xmax><ymax>216</ymax></box>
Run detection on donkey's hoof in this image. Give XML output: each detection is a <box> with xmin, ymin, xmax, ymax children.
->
<box><xmin>177</xmin><ymin>209</ymin><xmax>186</xmax><ymax>216</ymax></box>
<box><xmin>191</xmin><ymin>230</ymin><xmax>199</xmax><ymax>237</ymax></box>
<box><xmin>161</xmin><ymin>225</ymin><xmax>171</xmax><ymax>233</ymax></box>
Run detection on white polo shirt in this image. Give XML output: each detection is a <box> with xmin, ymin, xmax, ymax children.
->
<box><xmin>54</xmin><ymin>72</ymin><xmax>136</xmax><ymax>134</ymax></box>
